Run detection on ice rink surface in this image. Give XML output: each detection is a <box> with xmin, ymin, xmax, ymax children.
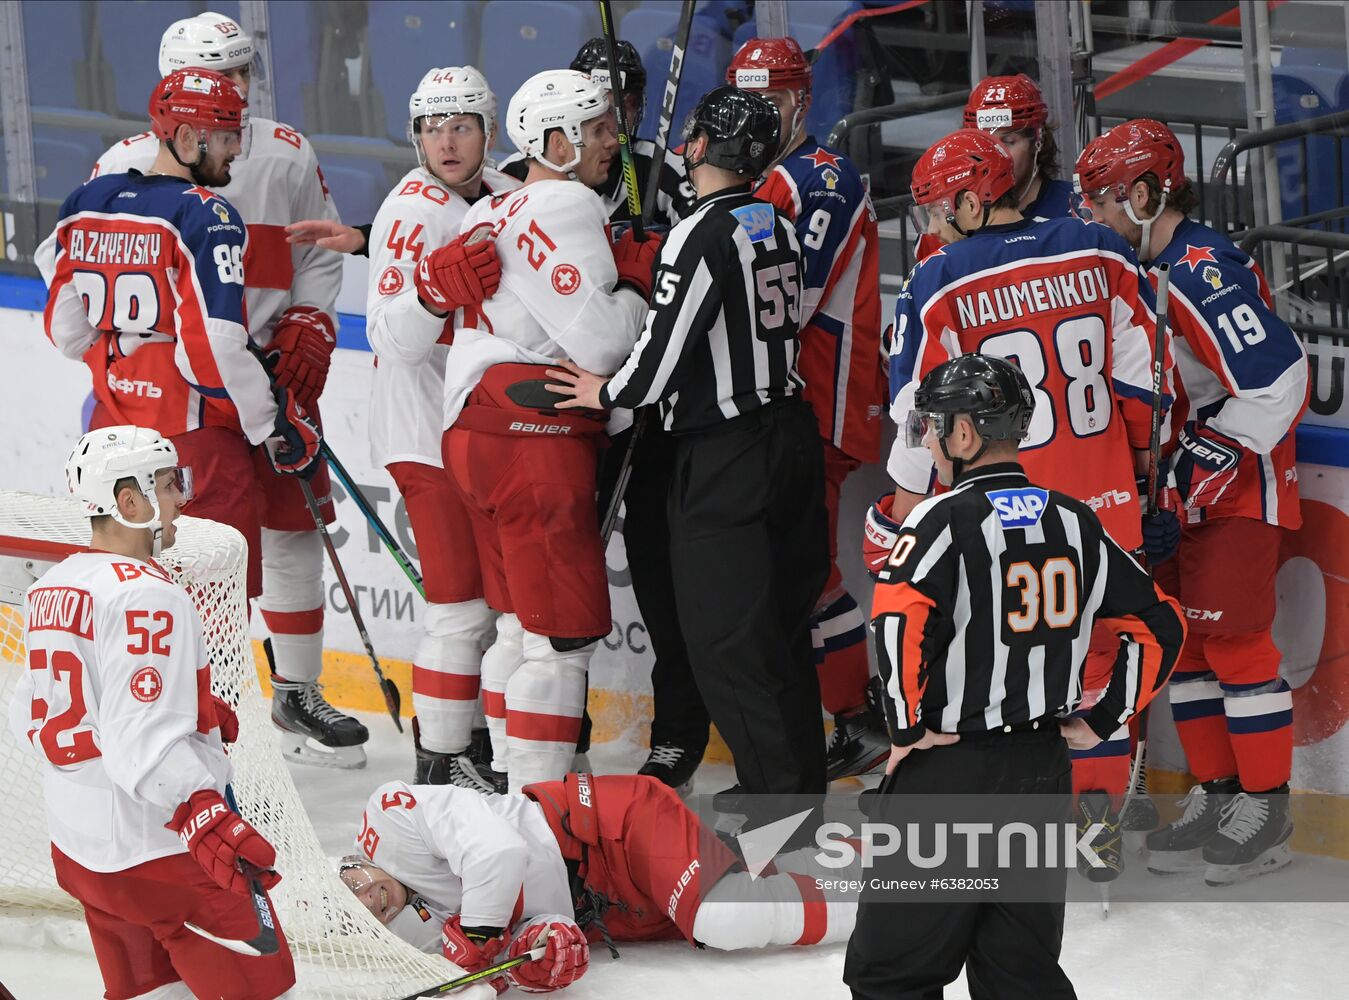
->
<box><xmin>3</xmin><ymin>706</ymin><xmax>1347</xmax><ymax>999</ymax></box>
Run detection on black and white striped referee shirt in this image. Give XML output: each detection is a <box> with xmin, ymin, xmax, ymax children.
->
<box><xmin>599</xmin><ymin>184</ymin><xmax>805</xmax><ymax>431</ymax></box>
<box><xmin>872</xmin><ymin>463</ymin><xmax>1185</xmax><ymax>747</ymax></box>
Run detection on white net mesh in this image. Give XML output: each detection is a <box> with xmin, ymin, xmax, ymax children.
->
<box><xmin>0</xmin><ymin>491</ymin><xmax>487</xmax><ymax>1000</ymax></box>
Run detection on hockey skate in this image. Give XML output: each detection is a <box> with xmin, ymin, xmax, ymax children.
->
<box><xmin>1145</xmin><ymin>777</ymin><xmax>1240</xmax><ymax>874</ymax></box>
<box><xmin>1075</xmin><ymin>790</ymin><xmax>1123</xmax><ymax>884</ymax></box>
<box><xmin>825</xmin><ymin>676</ymin><xmax>891</xmax><ymax>782</ymax></box>
<box><xmin>638</xmin><ymin>742</ymin><xmax>704</xmax><ymax>797</ymax></box>
<box><xmin>1202</xmin><ymin>786</ymin><xmax>1293</xmax><ymax>886</ymax></box>
<box><xmin>412</xmin><ymin>718</ymin><xmax>505</xmax><ymax>793</ymax></box>
<box><xmin>271</xmin><ymin>676</ymin><xmax>369</xmax><ymax>769</ymax></box>
<box><xmin>1121</xmin><ymin>760</ymin><xmax>1161</xmax><ymax>856</ymax></box>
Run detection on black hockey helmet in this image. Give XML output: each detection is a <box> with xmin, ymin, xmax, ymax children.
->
<box><xmin>572</xmin><ymin>37</ymin><xmax>647</xmax><ymax>130</ymax></box>
<box><xmin>681</xmin><ymin>85</ymin><xmax>781</xmax><ymax>179</ymax></box>
<box><xmin>906</xmin><ymin>353</ymin><xmax>1035</xmax><ymax>451</ymax></box>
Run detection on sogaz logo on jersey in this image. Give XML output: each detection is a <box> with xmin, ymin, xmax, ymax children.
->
<box><xmin>730</xmin><ymin>203</ymin><xmax>775</xmax><ymax>243</ymax></box>
<box><xmin>987</xmin><ymin>487</ymin><xmax>1049</xmax><ymax>529</ymax></box>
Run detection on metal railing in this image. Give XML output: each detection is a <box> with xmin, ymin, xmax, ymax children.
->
<box><xmin>827</xmin><ymin>90</ymin><xmax>970</xmax><ymax>152</ymax></box>
<box><xmin>1210</xmin><ymin>107</ymin><xmax>1349</xmax><ymax>233</ymax></box>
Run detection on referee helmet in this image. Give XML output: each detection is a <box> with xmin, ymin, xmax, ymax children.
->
<box><xmin>905</xmin><ymin>354</ymin><xmax>1035</xmax><ymax>451</ymax></box>
<box><xmin>682</xmin><ymin>85</ymin><xmax>780</xmax><ymax>179</ymax></box>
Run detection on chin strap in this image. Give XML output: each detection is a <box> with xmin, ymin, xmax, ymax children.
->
<box><xmin>1125</xmin><ymin>182</ymin><xmax>1171</xmax><ymax>262</ymax></box>
<box><xmin>939</xmin><ymin>429</ymin><xmax>991</xmax><ymax>481</ymax></box>
<box><xmin>108</xmin><ymin>503</ymin><xmax>167</xmax><ymax>557</ymax></box>
<box><xmin>948</xmin><ymin>202</ymin><xmax>994</xmax><ymax>239</ymax></box>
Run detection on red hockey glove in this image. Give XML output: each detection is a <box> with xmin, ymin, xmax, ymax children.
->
<box><xmin>211</xmin><ymin>694</ymin><xmax>239</xmax><ymax>744</ymax></box>
<box><xmin>863</xmin><ymin>492</ymin><xmax>905</xmax><ymax>577</ymax></box>
<box><xmin>1172</xmin><ymin>420</ymin><xmax>1242</xmax><ymax>512</ymax></box>
<box><xmin>268</xmin><ymin>306</ymin><xmax>336</xmax><ymax>412</ymax></box>
<box><xmin>507</xmin><ymin>918</ymin><xmax>589</xmax><ymax>994</ymax></box>
<box><xmin>268</xmin><ymin>386</ymin><xmax>322</xmax><ymax>479</ymax></box>
<box><xmin>167</xmin><ymin>789</ymin><xmax>279</xmax><ymax>895</ymax></box>
<box><xmin>415</xmin><ymin>233</ymin><xmax>501</xmax><ymax>314</ymax></box>
<box><xmin>441</xmin><ymin>916</ymin><xmax>508</xmax><ymax>994</ymax></box>
<box><xmin>610</xmin><ymin>226</ymin><xmax>664</xmax><ymax>299</ymax></box>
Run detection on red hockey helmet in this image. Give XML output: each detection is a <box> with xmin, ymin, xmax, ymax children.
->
<box><xmin>910</xmin><ymin>128</ymin><xmax>1015</xmax><ymax>211</ymax></box>
<box><xmin>726</xmin><ymin>36</ymin><xmax>812</xmax><ymax>92</ymax></box>
<box><xmin>148</xmin><ymin>68</ymin><xmax>247</xmax><ymax>142</ymax></box>
<box><xmin>963</xmin><ymin>74</ymin><xmax>1048</xmax><ymax>133</ymax></box>
<box><xmin>1073</xmin><ymin>118</ymin><xmax>1185</xmax><ymax>202</ymax></box>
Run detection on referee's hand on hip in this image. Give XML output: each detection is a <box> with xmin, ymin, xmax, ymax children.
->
<box><xmin>886</xmin><ymin>730</ymin><xmax>961</xmax><ymax>774</ymax></box>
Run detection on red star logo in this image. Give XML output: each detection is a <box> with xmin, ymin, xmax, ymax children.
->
<box><xmin>183</xmin><ymin>185</ymin><xmax>219</xmax><ymax>204</ymax></box>
<box><xmin>802</xmin><ymin>147</ymin><xmax>842</xmax><ymax>170</ymax></box>
<box><xmin>1178</xmin><ymin>244</ymin><xmax>1217</xmax><ymax>271</ymax></box>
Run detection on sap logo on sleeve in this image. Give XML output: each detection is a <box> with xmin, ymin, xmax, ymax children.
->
<box><xmin>987</xmin><ymin>487</ymin><xmax>1049</xmax><ymax>529</ymax></box>
<box><xmin>730</xmin><ymin>203</ymin><xmax>776</xmax><ymax>243</ymax></box>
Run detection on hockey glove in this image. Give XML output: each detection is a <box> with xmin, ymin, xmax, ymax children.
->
<box><xmin>167</xmin><ymin>788</ymin><xmax>280</xmax><ymax>895</ymax></box>
<box><xmin>268</xmin><ymin>306</ymin><xmax>336</xmax><ymax>412</ymax></box>
<box><xmin>507</xmin><ymin>917</ymin><xmax>589</xmax><ymax>994</ymax></box>
<box><xmin>609</xmin><ymin>226</ymin><xmax>664</xmax><ymax>299</ymax></box>
<box><xmin>863</xmin><ymin>492</ymin><xmax>904</xmax><ymax>577</ymax></box>
<box><xmin>1173</xmin><ymin>421</ymin><xmax>1242</xmax><ymax>511</ymax></box>
<box><xmin>415</xmin><ymin>233</ymin><xmax>501</xmax><ymax>314</ymax></box>
<box><xmin>211</xmin><ymin>694</ymin><xmax>239</xmax><ymax>745</ymax></box>
<box><xmin>268</xmin><ymin>386</ymin><xmax>322</xmax><ymax>479</ymax></box>
<box><xmin>441</xmin><ymin>916</ymin><xmax>508</xmax><ymax>994</ymax></box>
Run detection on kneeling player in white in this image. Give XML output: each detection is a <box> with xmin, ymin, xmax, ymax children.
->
<box><xmin>365</xmin><ymin>66</ymin><xmax>518</xmax><ymax>792</ymax></box>
<box><xmin>9</xmin><ymin>427</ymin><xmax>294</xmax><ymax>1000</ymax></box>
<box><xmin>339</xmin><ymin>775</ymin><xmax>857</xmax><ymax>992</ymax></box>
<box><xmin>92</xmin><ymin>12</ymin><xmax>363</xmax><ymax>768</ymax></box>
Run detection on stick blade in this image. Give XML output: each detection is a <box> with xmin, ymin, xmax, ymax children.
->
<box><xmin>382</xmin><ymin>677</ymin><xmax>404</xmax><ymax>732</ymax></box>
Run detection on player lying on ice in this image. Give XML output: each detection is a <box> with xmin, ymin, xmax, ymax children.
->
<box><xmin>339</xmin><ymin>773</ymin><xmax>858</xmax><ymax>992</ymax></box>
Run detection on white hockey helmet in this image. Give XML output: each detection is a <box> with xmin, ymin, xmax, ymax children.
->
<box><xmin>65</xmin><ymin>426</ymin><xmax>191</xmax><ymax>553</ymax></box>
<box><xmin>159</xmin><ymin>12</ymin><xmax>256</xmax><ymax>78</ymax></box>
<box><xmin>506</xmin><ymin>69</ymin><xmax>611</xmax><ymax>174</ymax></box>
<box><xmin>407</xmin><ymin>66</ymin><xmax>497</xmax><ymax>178</ymax></box>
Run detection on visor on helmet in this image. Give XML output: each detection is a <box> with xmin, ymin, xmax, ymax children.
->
<box><xmin>904</xmin><ymin>411</ymin><xmax>951</xmax><ymax>449</ymax></box>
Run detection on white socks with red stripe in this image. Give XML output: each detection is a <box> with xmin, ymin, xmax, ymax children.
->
<box><xmin>690</xmin><ymin>866</ymin><xmax>857</xmax><ymax>950</ymax></box>
<box><xmin>259</xmin><ymin>528</ymin><xmax>325</xmax><ymax>683</ymax></box>
<box><xmin>504</xmin><ymin>631</ymin><xmax>592</xmax><ymax>793</ymax></box>
<box><xmin>412</xmin><ymin>599</ymin><xmax>496</xmax><ymax>754</ymax></box>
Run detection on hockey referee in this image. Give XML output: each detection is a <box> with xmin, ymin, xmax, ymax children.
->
<box><xmin>846</xmin><ymin>355</ymin><xmax>1185</xmax><ymax>999</ymax></box>
<box><xmin>547</xmin><ymin>85</ymin><xmax>830</xmax><ymax>822</ymax></box>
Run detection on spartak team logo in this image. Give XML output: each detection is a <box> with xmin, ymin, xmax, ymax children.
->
<box><xmin>378</xmin><ymin>265</ymin><xmax>404</xmax><ymax>295</ymax></box>
<box><xmin>130</xmin><ymin>665</ymin><xmax>163</xmax><ymax>703</ymax></box>
<box><xmin>551</xmin><ymin>263</ymin><xmax>581</xmax><ymax>295</ymax></box>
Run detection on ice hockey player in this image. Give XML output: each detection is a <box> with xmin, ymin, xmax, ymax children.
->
<box><xmin>869</xmin><ymin>127</ymin><xmax>1166</xmax><ymax>878</ymax></box>
<box><xmin>847</xmin><ymin>354</ymin><xmax>1183</xmax><ymax>1000</ymax></box>
<box><xmin>338</xmin><ymin>774</ymin><xmax>857</xmax><ymax>988</ymax></box>
<box><xmin>499</xmin><ymin>37</ymin><xmax>696</xmax><ymax>227</ymax></box>
<box><xmin>915</xmin><ymin>73</ymin><xmax>1075</xmax><ymax>264</ymax></box>
<box><xmin>728</xmin><ymin>35</ymin><xmax>889</xmax><ymax>783</ymax></box>
<box><xmin>88</xmin><ymin>12</ymin><xmax>361</xmax><ymax>770</ymax></box>
<box><xmin>1076</xmin><ymin>119</ymin><xmax>1309</xmax><ymax>885</ymax></box>
<box><xmin>40</xmin><ymin>70</ymin><xmax>322</xmax><ymax>601</ymax></box>
<box><xmin>10</xmin><ymin>426</ymin><xmax>294</xmax><ymax>1000</ymax></box>
<box><xmin>439</xmin><ymin>70</ymin><xmax>655</xmax><ymax>792</ymax></box>
<box><xmin>364</xmin><ymin>66</ymin><xmax>517</xmax><ymax>792</ymax></box>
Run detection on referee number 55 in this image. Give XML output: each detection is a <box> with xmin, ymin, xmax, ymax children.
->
<box><xmin>755</xmin><ymin>261</ymin><xmax>802</xmax><ymax>340</ymax></box>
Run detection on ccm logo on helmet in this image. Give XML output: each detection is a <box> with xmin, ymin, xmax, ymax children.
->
<box><xmin>735</xmin><ymin>69</ymin><xmax>771</xmax><ymax>88</ymax></box>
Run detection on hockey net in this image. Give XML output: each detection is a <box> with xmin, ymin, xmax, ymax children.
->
<box><xmin>0</xmin><ymin>491</ymin><xmax>484</xmax><ymax>1000</ymax></box>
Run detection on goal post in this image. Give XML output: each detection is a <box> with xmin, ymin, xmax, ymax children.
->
<box><xmin>0</xmin><ymin>491</ymin><xmax>488</xmax><ymax>1000</ymax></box>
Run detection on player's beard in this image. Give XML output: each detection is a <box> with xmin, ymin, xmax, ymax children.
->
<box><xmin>191</xmin><ymin>155</ymin><xmax>233</xmax><ymax>188</ymax></box>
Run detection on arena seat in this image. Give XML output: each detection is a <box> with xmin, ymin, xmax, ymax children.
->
<box><xmin>267</xmin><ymin>2</ymin><xmax>322</xmax><ymax>131</ymax></box>
<box><xmin>97</xmin><ymin>1</ymin><xmax>196</xmax><ymax>116</ymax></box>
<box><xmin>479</xmin><ymin>1</ymin><xmax>601</xmax><ymax>154</ymax></box>
<box><xmin>368</xmin><ymin>2</ymin><xmax>476</xmax><ymax>142</ymax></box>
<box><xmin>312</xmin><ymin>137</ymin><xmax>400</xmax><ymax>224</ymax></box>
<box><xmin>1272</xmin><ymin>66</ymin><xmax>1349</xmax><ymax>222</ymax></box>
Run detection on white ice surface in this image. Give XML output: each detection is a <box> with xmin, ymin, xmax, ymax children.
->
<box><xmin>4</xmin><ymin>707</ymin><xmax>1348</xmax><ymax>999</ymax></box>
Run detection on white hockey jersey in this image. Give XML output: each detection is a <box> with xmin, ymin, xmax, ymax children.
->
<box><xmin>442</xmin><ymin>180</ymin><xmax>648</xmax><ymax>430</ymax></box>
<box><xmin>9</xmin><ymin>552</ymin><xmax>231</xmax><ymax>873</ymax></box>
<box><xmin>365</xmin><ymin>165</ymin><xmax>519</xmax><ymax>469</ymax></box>
<box><xmin>353</xmin><ymin>781</ymin><xmax>574</xmax><ymax>953</ymax></box>
<box><xmin>91</xmin><ymin>116</ymin><xmax>342</xmax><ymax>344</ymax></box>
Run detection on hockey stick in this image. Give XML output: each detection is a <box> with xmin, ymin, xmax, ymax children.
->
<box><xmin>638</xmin><ymin>0</ymin><xmax>696</xmax><ymax>225</ymax></box>
<box><xmin>320</xmin><ymin>440</ymin><xmax>426</xmax><ymax>600</ymax></box>
<box><xmin>596</xmin><ymin>0</ymin><xmax>696</xmax><ymax>545</ymax></box>
<box><xmin>1144</xmin><ymin>262</ymin><xmax>1172</xmax><ymax>517</ymax></box>
<box><xmin>396</xmin><ymin>944</ymin><xmax>549</xmax><ymax>999</ymax></box>
<box><xmin>183</xmin><ymin>785</ymin><xmax>281</xmax><ymax>956</ymax></box>
<box><xmin>597</xmin><ymin>0</ymin><xmax>645</xmax><ymax>237</ymax></box>
<box><xmin>300</xmin><ymin>478</ymin><xmax>404</xmax><ymax>732</ymax></box>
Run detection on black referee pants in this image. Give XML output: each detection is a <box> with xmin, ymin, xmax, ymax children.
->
<box><xmin>843</xmin><ymin>731</ymin><xmax>1077</xmax><ymax>1000</ymax></box>
<box><xmin>667</xmin><ymin>399</ymin><xmax>830</xmax><ymax>804</ymax></box>
<box><xmin>621</xmin><ymin>420</ymin><xmax>712</xmax><ymax>754</ymax></box>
